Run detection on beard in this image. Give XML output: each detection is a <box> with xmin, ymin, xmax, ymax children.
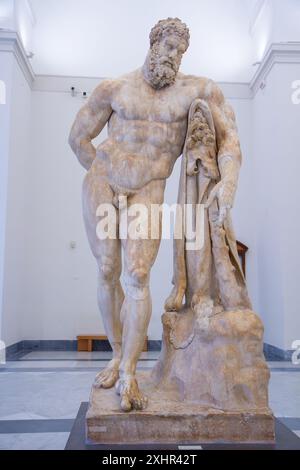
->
<box><xmin>145</xmin><ymin>46</ymin><xmax>179</xmax><ymax>89</ymax></box>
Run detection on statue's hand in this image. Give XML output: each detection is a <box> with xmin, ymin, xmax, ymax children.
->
<box><xmin>216</xmin><ymin>179</ymin><xmax>236</xmax><ymax>226</ymax></box>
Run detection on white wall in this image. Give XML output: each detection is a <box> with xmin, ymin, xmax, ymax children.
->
<box><xmin>0</xmin><ymin>52</ymin><xmax>13</xmax><ymax>342</ymax></box>
<box><xmin>21</xmin><ymin>84</ymin><xmax>103</xmax><ymax>341</ymax></box>
<box><xmin>251</xmin><ymin>0</ymin><xmax>300</xmax><ymax>64</ymax></box>
<box><xmin>250</xmin><ymin>0</ymin><xmax>273</xmax><ymax>63</ymax></box>
<box><xmin>30</xmin><ymin>0</ymin><xmax>256</xmax><ymax>82</ymax></box>
<box><xmin>0</xmin><ymin>0</ymin><xmax>15</xmax><ymax>30</ymax></box>
<box><xmin>0</xmin><ymin>1</ymin><xmax>34</xmax><ymax>51</ymax></box>
<box><xmin>253</xmin><ymin>61</ymin><xmax>300</xmax><ymax>350</ymax></box>
<box><xmin>1</xmin><ymin>54</ymin><xmax>32</xmax><ymax>346</ymax></box>
<box><xmin>272</xmin><ymin>0</ymin><xmax>300</xmax><ymax>45</ymax></box>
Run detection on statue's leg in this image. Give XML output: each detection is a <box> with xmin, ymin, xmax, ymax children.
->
<box><xmin>82</xmin><ymin>164</ymin><xmax>124</xmax><ymax>388</ymax></box>
<box><xmin>117</xmin><ymin>180</ymin><xmax>165</xmax><ymax>411</ymax></box>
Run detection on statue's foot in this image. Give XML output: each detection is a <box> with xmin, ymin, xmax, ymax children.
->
<box><xmin>115</xmin><ymin>375</ymin><xmax>148</xmax><ymax>412</ymax></box>
<box><xmin>164</xmin><ymin>285</ymin><xmax>185</xmax><ymax>312</ymax></box>
<box><xmin>94</xmin><ymin>359</ymin><xmax>120</xmax><ymax>389</ymax></box>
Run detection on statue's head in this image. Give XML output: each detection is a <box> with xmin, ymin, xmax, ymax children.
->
<box><xmin>144</xmin><ymin>18</ymin><xmax>190</xmax><ymax>89</ymax></box>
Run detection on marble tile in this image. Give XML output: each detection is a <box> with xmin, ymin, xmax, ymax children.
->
<box><xmin>0</xmin><ymin>371</ymin><xmax>96</xmax><ymax>420</ymax></box>
<box><xmin>20</xmin><ymin>350</ymin><xmax>160</xmax><ymax>361</ymax></box>
<box><xmin>72</xmin><ymin>361</ymin><xmax>110</xmax><ymax>369</ymax></box>
<box><xmin>269</xmin><ymin>371</ymin><xmax>300</xmax><ymax>417</ymax></box>
<box><xmin>268</xmin><ymin>361</ymin><xmax>300</xmax><ymax>370</ymax></box>
<box><xmin>2</xmin><ymin>360</ymin><xmax>79</xmax><ymax>368</ymax></box>
<box><xmin>279</xmin><ymin>417</ymin><xmax>300</xmax><ymax>430</ymax></box>
<box><xmin>0</xmin><ymin>418</ymin><xmax>73</xmax><ymax>433</ymax></box>
<box><xmin>137</xmin><ymin>360</ymin><xmax>157</xmax><ymax>368</ymax></box>
<box><xmin>140</xmin><ymin>351</ymin><xmax>160</xmax><ymax>359</ymax></box>
<box><xmin>20</xmin><ymin>351</ymin><xmax>113</xmax><ymax>360</ymax></box>
<box><xmin>0</xmin><ymin>432</ymin><xmax>69</xmax><ymax>450</ymax></box>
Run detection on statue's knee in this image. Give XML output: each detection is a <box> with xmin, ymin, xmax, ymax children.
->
<box><xmin>125</xmin><ymin>265</ymin><xmax>149</xmax><ymax>300</ymax></box>
<box><xmin>98</xmin><ymin>257</ymin><xmax>120</xmax><ymax>284</ymax></box>
<box><xmin>127</xmin><ymin>265</ymin><xmax>149</xmax><ymax>287</ymax></box>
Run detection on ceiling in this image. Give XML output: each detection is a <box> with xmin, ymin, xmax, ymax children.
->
<box><xmin>29</xmin><ymin>0</ymin><xmax>259</xmax><ymax>82</ymax></box>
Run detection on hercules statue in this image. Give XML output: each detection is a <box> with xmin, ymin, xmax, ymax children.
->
<box><xmin>69</xmin><ymin>18</ymin><xmax>251</xmax><ymax>413</ymax></box>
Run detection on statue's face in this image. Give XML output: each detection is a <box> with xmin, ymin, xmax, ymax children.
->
<box><xmin>147</xmin><ymin>33</ymin><xmax>187</xmax><ymax>89</ymax></box>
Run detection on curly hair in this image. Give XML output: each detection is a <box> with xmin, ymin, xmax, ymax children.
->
<box><xmin>149</xmin><ymin>17</ymin><xmax>190</xmax><ymax>50</ymax></box>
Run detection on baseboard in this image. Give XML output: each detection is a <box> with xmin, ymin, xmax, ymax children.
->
<box><xmin>6</xmin><ymin>340</ymin><xmax>290</xmax><ymax>361</ymax></box>
<box><xmin>5</xmin><ymin>339</ymin><xmax>162</xmax><ymax>360</ymax></box>
<box><xmin>263</xmin><ymin>343</ymin><xmax>293</xmax><ymax>361</ymax></box>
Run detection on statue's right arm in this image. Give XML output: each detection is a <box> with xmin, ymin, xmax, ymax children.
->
<box><xmin>68</xmin><ymin>80</ymin><xmax>113</xmax><ymax>170</ymax></box>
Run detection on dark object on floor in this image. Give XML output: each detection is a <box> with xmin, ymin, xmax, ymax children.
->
<box><xmin>77</xmin><ymin>335</ymin><xmax>148</xmax><ymax>352</ymax></box>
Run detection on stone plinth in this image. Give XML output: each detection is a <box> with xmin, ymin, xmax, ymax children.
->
<box><xmin>87</xmin><ymin>372</ymin><xmax>274</xmax><ymax>444</ymax></box>
<box><xmin>86</xmin><ymin>309</ymin><xmax>275</xmax><ymax>445</ymax></box>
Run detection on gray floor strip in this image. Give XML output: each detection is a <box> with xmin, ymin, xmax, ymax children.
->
<box><xmin>0</xmin><ymin>419</ymin><xmax>74</xmax><ymax>434</ymax></box>
<box><xmin>278</xmin><ymin>417</ymin><xmax>300</xmax><ymax>430</ymax></box>
<box><xmin>269</xmin><ymin>367</ymin><xmax>300</xmax><ymax>372</ymax></box>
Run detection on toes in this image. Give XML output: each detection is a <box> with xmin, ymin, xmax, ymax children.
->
<box><xmin>94</xmin><ymin>373</ymin><xmax>107</xmax><ymax>388</ymax></box>
<box><xmin>93</xmin><ymin>369</ymin><xmax>119</xmax><ymax>389</ymax></box>
<box><xmin>101</xmin><ymin>372</ymin><xmax>118</xmax><ymax>389</ymax></box>
<box><xmin>101</xmin><ymin>378</ymin><xmax>114</xmax><ymax>389</ymax></box>
<box><xmin>94</xmin><ymin>379</ymin><xmax>105</xmax><ymax>389</ymax></box>
<box><xmin>121</xmin><ymin>394</ymin><xmax>132</xmax><ymax>412</ymax></box>
<box><xmin>95</xmin><ymin>371</ymin><xmax>105</xmax><ymax>381</ymax></box>
<box><xmin>132</xmin><ymin>398</ymin><xmax>142</xmax><ymax>410</ymax></box>
<box><xmin>132</xmin><ymin>394</ymin><xmax>148</xmax><ymax>411</ymax></box>
<box><xmin>142</xmin><ymin>396</ymin><xmax>148</xmax><ymax>408</ymax></box>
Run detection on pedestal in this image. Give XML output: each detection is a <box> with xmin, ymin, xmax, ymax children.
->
<box><xmin>86</xmin><ymin>309</ymin><xmax>275</xmax><ymax>444</ymax></box>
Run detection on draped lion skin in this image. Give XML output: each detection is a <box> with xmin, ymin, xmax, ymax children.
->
<box><xmin>69</xmin><ymin>18</ymin><xmax>245</xmax><ymax>412</ymax></box>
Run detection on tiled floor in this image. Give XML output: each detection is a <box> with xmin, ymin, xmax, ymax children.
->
<box><xmin>0</xmin><ymin>350</ymin><xmax>300</xmax><ymax>450</ymax></box>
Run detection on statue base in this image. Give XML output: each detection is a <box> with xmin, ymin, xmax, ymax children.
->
<box><xmin>86</xmin><ymin>371</ymin><xmax>274</xmax><ymax>444</ymax></box>
<box><xmin>87</xmin><ymin>309</ymin><xmax>275</xmax><ymax>444</ymax></box>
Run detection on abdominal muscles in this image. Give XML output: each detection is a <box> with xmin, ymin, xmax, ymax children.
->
<box><xmin>96</xmin><ymin>119</ymin><xmax>185</xmax><ymax>191</ymax></box>
<box><xmin>97</xmin><ymin>138</ymin><xmax>180</xmax><ymax>190</ymax></box>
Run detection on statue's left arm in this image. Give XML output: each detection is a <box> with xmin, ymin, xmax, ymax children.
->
<box><xmin>206</xmin><ymin>82</ymin><xmax>242</xmax><ymax>225</ymax></box>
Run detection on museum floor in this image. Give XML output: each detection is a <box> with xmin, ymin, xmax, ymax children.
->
<box><xmin>0</xmin><ymin>351</ymin><xmax>300</xmax><ymax>450</ymax></box>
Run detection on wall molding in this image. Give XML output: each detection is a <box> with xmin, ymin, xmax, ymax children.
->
<box><xmin>31</xmin><ymin>43</ymin><xmax>300</xmax><ymax>100</ymax></box>
<box><xmin>250</xmin><ymin>42</ymin><xmax>300</xmax><ymax>96</ymax></box>
<box><xmin>4</xmin><ymin>340</ymin><xmax>293</xmax><ymax>361</ymax></box>
<box><xmin>1</xmin><ymin>33</ymin><xmax>300</xmax><ymax>101</ymax></box>
<box><xmin>32</xmin><ymin>75</ymin><xmax>252</xmax><ymax>100</ymax></box>
<box><xmin>0</xmin><ymin>31</ymin><xmax>34</xmax><ymax>86</ymax></box>
<box><xmin>33</xmin><ymin>74</ymin><xmax>105</xmax><ymax>94</ymax></box>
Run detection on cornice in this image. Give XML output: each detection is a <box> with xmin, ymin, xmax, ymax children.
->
<box><xmin>0</xmin><ymin>31</ymin><xmax>35</xmax><ymax>87</ymax></box>
<box><xmin>250</xmin><ymin>42</ymin><xmax>300</xmax><ymax>96</ymax></box>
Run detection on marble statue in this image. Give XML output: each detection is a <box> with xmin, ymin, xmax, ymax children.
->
<box><xmin>69</xmin><ymin>18</ymin><xmax>274</xmax><ymax>443</ymax></box>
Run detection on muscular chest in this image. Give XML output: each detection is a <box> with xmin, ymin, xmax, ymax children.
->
<box><xmin>111</xmin><ymin>81</ymin><xmax>199</xmax><ymax>124</ymax></box>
